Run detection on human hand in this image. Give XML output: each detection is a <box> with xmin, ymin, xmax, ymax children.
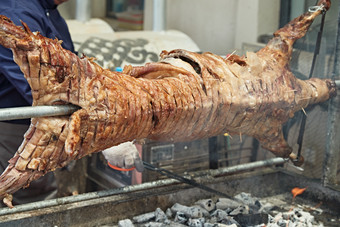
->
<box><xmin>102</xmin><ymin>142</ymin><xmax>144</xmax><ymax>172</ymax></box>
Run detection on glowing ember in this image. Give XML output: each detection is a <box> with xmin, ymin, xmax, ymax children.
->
<box><xmin>291</xmin><ymin>187</ymin><xmax>307</xmax><ymax>199</ymax></box>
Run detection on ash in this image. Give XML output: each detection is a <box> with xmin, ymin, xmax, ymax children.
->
<box><xmin>115</xmin><ymin>192</ymin><xmax>325</xmax><ymax>227</ymax></box>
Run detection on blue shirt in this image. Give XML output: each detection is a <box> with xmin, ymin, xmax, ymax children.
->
<box><xmin>0</xmin><ymin>0</ymin><xmax>75</xmax><ymax>124</ymax></box>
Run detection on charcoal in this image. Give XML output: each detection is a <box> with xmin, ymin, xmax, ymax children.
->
<box><xmin>243</xmin><ymin>199</ymin><xmax>262</xmax><ymax>214</ymax></box>
<box><xmin>118</xmin><ymin>219</ymin><xmax>134</xmax><ymax>227</ymax></box>
<box><xmin>229</xmin><ymin>205</ymin><xmax>249</xmax><ymax>216</ymax></box>
<box><xmin>211</xmin><ymin>209</ymin><xmax>228</xmax><ymax>222</ymax></box>
<box><xmin>207</xmin><ymin>217</ymin><xmax>218</xmax><ymax>224</ymax></box>
<box><xmin>143</xmin><ymin>221</ymin><xmax>181</xmax><ymax>227</ymax></box>
<box><xmin>216</xmin><ymin>198</ymin><xmax>242</xmax><ymax>210</ymax></box>
<box><xmin>234</xmin><ymin>192</ymin><xmax>257</xmax><ymax>206</ymax></box>
<box><xmin>171</xmin><ymin>203</ymin><xmax>189</xmax><ymax>213</ymax></box>
<box><xmin>168</xmin><ymin>221</ymin><xmax>188</xmax><ymax>227</ymax></box>
<box><xmin>224</xmin><ymin>208</ymin><xmax>233</xmax><ymax>214</ymax></box>
<box><xmin>171</xmin><ymin>203</ymin><xmax>204</xmax><ymax>218</ymax></box>
<box><xmin>117</xmin><ymin>193</ymin><xmax>325</xmax><ymax>226</ymax></box>
<box><xmin>192</xmin><ymin>205</ymin><xmax>210</xmax><ymax>217</ymax></box>
<box><xmin>195</xmin><ymin>199</ymin><xmax>216</xmax><ymax>212</ymax></box>
<box><xmin>258</xmin><ymin>202</ymin><xmax>275</xmax><ymax>213</ymax></box>
<box><xmin>276</xmin><ymin>219</ymin><xmax>288</xmax><ymax>227</ymax></box>
<box><xmin>167</xmin><ymin>221</ymin><xmax>189</xmax><ymax>227</ymax></box>
<box><xmin>211</xmin><ymin>224</ymin><xmax>238</xmax><ymax>227</ymax></box>
<box><xmin>144</xmin><ymin>221</ymin><xmax>187</xmax><ymax>227</ymax></box>
<box><xmin>174</xmin><ymin>211</ymin><xmax>187</xmax><ymax>224</ymax></box>
<box><xmin>166</xmin><ymin>208</ymin><xmax>173</xmax><ymax>218</ymax></box>
<box><xmin>143</xmin><ymin>222</ymin><xmax>165</xmax><ymax>227</ymax></box>
<box><xmin>233</xmin><ymin>213</ymin><xmax>268</xmax><ymax>226</ymax></box>
<box><xmin>259</xmin><ymin>196</ymin><xmax>286</xmax><ymax>210</ymax></box>
<box><xmin>210</xmin><ymin>210</ymin><xmax>240</xmax><ymax>227</ymax></box>
<box><xmin>203</xmin><ymin>223</ymin><xmax>215</xmax><ymax>227</ymax></box>
<box><xmin>133</xmin><ymin>211</ymin><xmax>156</xmax><ymax>223</ymax></box>
<box><xmin>155</xmin><ymin>208</ymin><xmax>168</xmax><ymax>223</ymax></box>
<box><xmin>187</xmin><ymin>218</ymin><xmax>205</xmax><ymax>227</ymax></box>
<box><xmin>254</xmin><ymin>200</ymin><xmax>261</xmax><ymax>207</ymax></box>
<box><xmin>280</xmin><ymin>208</ymin><xmax>316</xmax><ymax>225</ymax></box>
<box><xmin>220</xmin><ymin>217</ymin><xmax>240</xmax><ymax>226</ymax></box>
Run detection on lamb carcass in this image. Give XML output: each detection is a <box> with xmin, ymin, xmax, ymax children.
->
<box><xmin>0</xmin><ymin>0</ymin><xmax>335</xmax><ymax>207</ymax></box>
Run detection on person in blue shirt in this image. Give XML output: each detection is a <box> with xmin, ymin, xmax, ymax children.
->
<box><xmin>0</xmin><ymin>0</ymin><xmax>74</xmax><ymax>205</ymax></box>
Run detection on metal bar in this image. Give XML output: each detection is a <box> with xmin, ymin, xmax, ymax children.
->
<box><xmin>335</xmin><ymin>79</ymin><xmax>340</xmax><ymax>88</ymax></box>
<box><xmin>0</xmin><ymin>79</ymin><xmax>339</xmax><ymax>121</ymax></box>
<box><xmin>143</xmin><ymin>161</ymin><xmax>234</xmax><ymax>199</ymax></box>
<box><xmin>196</xmin><ymin>157</ymin><xmax>286</xmax><ymax>178</ymax></box>
<box><xmin>0</xmin><ymin>157</ymin><xmax>285</xmax><ymax>215</ymax></box>
<box><xmin>0</xmin><ymin>105</ymin><xmax>79</xmax><ymax>121</ymax></box>
<box><xmin>0</xmin><ymin>177</ymin><xmax>179</xmax><ymax>216</ymax></box>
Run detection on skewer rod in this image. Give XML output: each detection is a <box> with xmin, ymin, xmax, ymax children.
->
<box><xmin>335</xmin><ymin>79</ymin><xmax>340</xmax><ymax>88</ymax></box>
<box><xmin>0</xmin><ymin>79</ymin><xmax>339</xmax><ymax>121</ymax></box>
<box><xmin>0</xmin><ymin>105</ymin><xmax>79</xmax><ymax>121</ymax></box>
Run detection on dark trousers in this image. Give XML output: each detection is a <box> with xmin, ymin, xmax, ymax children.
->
<box><xmin>0</xmin><ymin>122</ymin><xmax>56</xmax><ymax>205</ymax></box>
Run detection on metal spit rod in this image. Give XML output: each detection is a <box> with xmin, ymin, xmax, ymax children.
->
<box><xmin>143</xmin><ymin>161</ymin><xmax>234</xmax><ymax>199</ymax></box>
<box><xmin>335</xmin><ymin>79</ymin><xmax>340</xmax><ymax>88</ymax></box>
<box><xmin>0</xmin><ymin>80</ymin><xmax>339</xmax><ymax>121</ymax></box>
<box><xmin>0</xmin><ymin>105</ymin><xmax>79</xmax><ymax>121</ymax></box>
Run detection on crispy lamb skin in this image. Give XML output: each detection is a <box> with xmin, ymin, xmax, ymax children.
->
<box><xmin>0</xmin><ymin>0</ymin><xmax>335</xmax><ymax>206</ymax></box>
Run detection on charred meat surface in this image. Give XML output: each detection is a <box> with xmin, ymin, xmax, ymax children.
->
<box><xmin>0</xmin><ymin>0</ymin><xmax>335</xmax><ymax>206</ymax></box>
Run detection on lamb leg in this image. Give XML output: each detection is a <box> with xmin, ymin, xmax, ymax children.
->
<box><xmin>0</xmin><ymin>117</ymin><xmax>70</xmax><ymax>207</ymax></box>
<box><xmin>258</xmin><ymin>0</ymin><xmax>331</xmax><ymax>63</ymax></box>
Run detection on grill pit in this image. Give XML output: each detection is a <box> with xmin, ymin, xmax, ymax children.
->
<box><xmin>119</xmin><ymin>192</ymin><xmax>333</xmax><ymax>226</ymax></box>
<box><xmin>0</xmin><ymin>168</ymin><xmax>338</xmax><ymax>226</ymax></box>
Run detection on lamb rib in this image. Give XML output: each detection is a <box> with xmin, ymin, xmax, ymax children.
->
<box><xmin>0</xmin><ymin>0</ymin><xmax>335</xmax><ymax>207</ymax></box>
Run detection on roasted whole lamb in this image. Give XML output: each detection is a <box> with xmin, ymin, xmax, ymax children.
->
<box><xmin>0</xmin><ymin>0</ymin><xmax>335</xmax><ymax>207</ymax></box>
